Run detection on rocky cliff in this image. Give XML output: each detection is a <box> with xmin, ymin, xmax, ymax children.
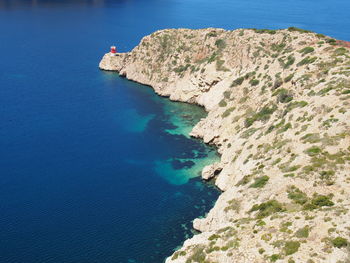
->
<box><xmin>99</xmin><ymin>28</ymin><xmax>350</xmax><ymax>263</ymax></box>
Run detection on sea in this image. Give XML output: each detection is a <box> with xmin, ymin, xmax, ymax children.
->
<box><xmin>0</xmin><ymin>0</ymin><xmax>349</xmax><ymax>262</ymax></box>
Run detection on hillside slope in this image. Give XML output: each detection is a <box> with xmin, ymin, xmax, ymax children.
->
<box><xmin>100</xmin><ymin>28</ymin><xmax>350</xmax><ymax>263</ymax></box>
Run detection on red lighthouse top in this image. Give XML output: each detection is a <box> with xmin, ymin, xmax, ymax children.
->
<box><xmin>110</xmin><ymin>46</ymin><xmax>117</xmax><ymax>54</ymax></box>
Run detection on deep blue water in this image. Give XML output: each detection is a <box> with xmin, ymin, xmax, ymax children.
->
<box><xmin>1</xmin><ymin>1</ymin><xmax>350</xmax><ymax>263</ymax></box>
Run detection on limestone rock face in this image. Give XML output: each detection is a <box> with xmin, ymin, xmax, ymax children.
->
<box><xmin>100</xmin><ymin>28</ymin><xmax>350</xmax><ymax>263</ymax></box>
<box><xmin>201</xmin><ymin>162</ymin><xmax>222</xmax><ymax>180</ymax></box>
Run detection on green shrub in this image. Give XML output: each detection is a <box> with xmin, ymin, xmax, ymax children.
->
<box><xmin>275</xmin><ymin>88</ymin><xmax>293</xmax><ymax>103</ymax></box>
<box><xmin>326</xmin><ymin>38</ymin><xmax>336</xmax><ymax>44</ymax></box>
<box><xmin>245</xmin><ymin>104</ymin><xmax>277</xmax><ymax>127</ymax></box>
<box><xmin>284</xmin><ymin>241</ymin><xmax>300</xmax><ymax>255</ymax></box>
<box><xmin>236</xmin><ymin>175</ymin><xmax>252</xmax><ymax>186</ymax></box>
<box><xmin>287</xmin><ymin>27</ymin><xmax>313</xmax><ymax>33</ymax></box>
<box><xmin>273</xmin><ymin>79</ymin><xmax>283</xmax><ymax>90</ymax></box>
<box><xmin>284</xmin><ymin>55</ymin><xmax>295</xmax><ymax>69</ymax></box>
<box><xmin>171</xmin><ymin>250</ymin><xmax>186</xmax><ymax>260</ymax></box>
<box><xmin>207</xmin><ymin>52</ymin><xmax>217</xmax><ymax>63</ymax></box>
<box><xmin>304</xmin><ymin>194</ymin><xmax>334</xmax><ymax>210</ymax></box>
<box><xmin>284</xmin><ymin>101</ymin><xmax>308</xmax><ymax>114</ymax></box>
<box><xmin>250</xmin><ymin>79</ymin><xmax>260</xmax><ymax>86</ymax></box>
<box><xmin>208</xmin><ymin>234</ymin><xmax>220</xmax><ymax>241</ymax></box>
<box><xmin>311</xmin><ymin>194</ymin><xmax>334</xmax><ymax>207</ymax></box>
<box><xmin>270</xmin><ymin>254</ymin><xmax>281</xmax><ymax>262</ymax></box>
<box><xmin>304</xmin><ymin>146</ymin><xmax>322</xmax><ymax>156</ymax></box>
<box><xmin>334</xmin><ymin>47</ymin><xmax>348</xmax><ymax>56</ymax></box>
<box><xmin>240</xmin><ymin>127</ymin><xmax>258</xmax><ymax>139</ymax></box>
<box><xmin>215</xmin><ymin>39</ymin><xmax>226</xmax><ymax>49</ymax></box>
<box><xmin>299</xmin><ymin>47</ymin><xmax>315</xmax><ymax>55</ymax></box>
<box><xmin>258</xmin><ymin>248</ymin><xmax>265</xmax><ymax>254</ymax></box>
<box><xmin>277</xmin><ymin>123</ymin><xmax>292</xmax><ymax>133</ymax></box>
<box><xmin>301</xmin><ymin>133</ymin><xmax>321</xmax><ymax>143</ymax></box>
<box><xmin>223</xmin><ymin>91</ymin><xmax>232</xmax><ymax>99</ymax></box>
<box><xmin>250</xmin><ymin>200</ymin><xmax>285</xmax><ymax>218</ymax></box>
<box><xmin>231</xmin><ymin>77</ymin><xmax>244</xmax><ymax>87</ymax></box>
<box><xmin>188</xmin><ymin>245</ymin><xmax>206</xmax><ymax>262</ymax></box>
<box><xmin>287</xmin><ymin>186</ymin><xmax>308</xmax><ymax>205</ymax></box>
<box><xmin>174</xmin><ymin>64</ymin><xmax>190</xmax><ymax>73</ymax></box>
<box><xmin>224</xmin><ymin>199</ymin><xmax>241</xmax><ymax>212</ymax></box>
<box><xmin>222</xmin><ymin>107</ymin><xmax>235</xmax><ymax>118</ymax></box>
<box><xmin>250</xmin><ymin>176</ymin><xmax>269</xmax><ymax>188</ymax></box>
<box><xmin>331</xmin><ymin>237</ymin><xmax>348</xmax><ymax>248</ymax></box>
<box><xmin>295</xmin><ymin>226</ymin><xmax>310</xmax><ymax>238</ymax></box>
<box><xmin>206</xmin><ymin>31</ymin><xmax>217</xmax><ymax>37</ymax></box>
<box><xmin>219</xmin><ymin>99</ymin><xmax>227</xmax><ymax>107</ymax></box>
<box><xmin>297</xmin><ymin>56</ymin><xmax>317</xmax><ymax>66</ymax></box>
<box><xmin>284</xmin><ymin>74</ymin><xmax>294</xmax><ymax>82</ymax></box>
<box><xmin>253</xmin><ymin>28</ymin><xmax>277</xmax><ymax>34</ymax></box>
<box><xmin>316</xmin><ymin>33</ymin><xmax>326</xmax><ymax>38</ymax></box>
<box><xmin>271</xmin><ymin>42</ymin><xmax>286</xmax><ymax>53</ymax></box>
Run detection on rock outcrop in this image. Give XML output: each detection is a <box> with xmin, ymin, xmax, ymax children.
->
<box><xmin>100</xmin><ymin>28</ymin><xmax>350</xmax><ymax>263</ymax></box>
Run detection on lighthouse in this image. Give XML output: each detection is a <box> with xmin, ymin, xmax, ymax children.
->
<box><xmin>110</xmin><ymin>46</ymin><xmax>117</xmax><ymax>56</ymax></box>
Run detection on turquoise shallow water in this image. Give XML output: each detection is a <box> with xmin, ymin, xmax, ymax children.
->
<box><xmin>0</xmin><ymin>1</ymin><xmax>349</xmax><ymax>263</ymax></box>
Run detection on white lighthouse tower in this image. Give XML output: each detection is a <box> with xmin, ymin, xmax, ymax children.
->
<box><xmin>110</xmin><ymin>46</ymin><xmax>117</xmax><ymax>56</ymax></box>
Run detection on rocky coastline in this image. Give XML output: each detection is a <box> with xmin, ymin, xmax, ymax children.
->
<box><xmin>100</xmin><ymin>28</ymin><xmax>350</xmax><ymax>262</ymax></box>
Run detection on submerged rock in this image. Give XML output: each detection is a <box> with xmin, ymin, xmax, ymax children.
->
<box><xmin>172</xmin><ymin>159</ymin><xmax>195</xmax><ymax>170</ymax></box>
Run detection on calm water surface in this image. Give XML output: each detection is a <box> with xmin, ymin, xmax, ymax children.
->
<box><xmin>0</xmin><ymin>0</ymin><xmax>349</xmax><ymax>262</ymax></box>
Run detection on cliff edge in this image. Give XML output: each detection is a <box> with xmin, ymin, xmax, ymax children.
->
<box><xmin>100</xmin><ymin>28</ymin><xmax>350</xmax><ymax>263</ymax></box>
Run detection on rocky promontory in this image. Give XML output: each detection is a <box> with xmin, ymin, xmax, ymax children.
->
<box><xmin>100</xmin><ymin>28</ymin><xmax>350</xmax><ymax>262</ymax></box>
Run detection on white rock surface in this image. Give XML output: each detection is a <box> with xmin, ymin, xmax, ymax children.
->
<box><xmin>100</xmin><ymin>28</ymin><xmax>350</xmax><ymax>263</ymax></box>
